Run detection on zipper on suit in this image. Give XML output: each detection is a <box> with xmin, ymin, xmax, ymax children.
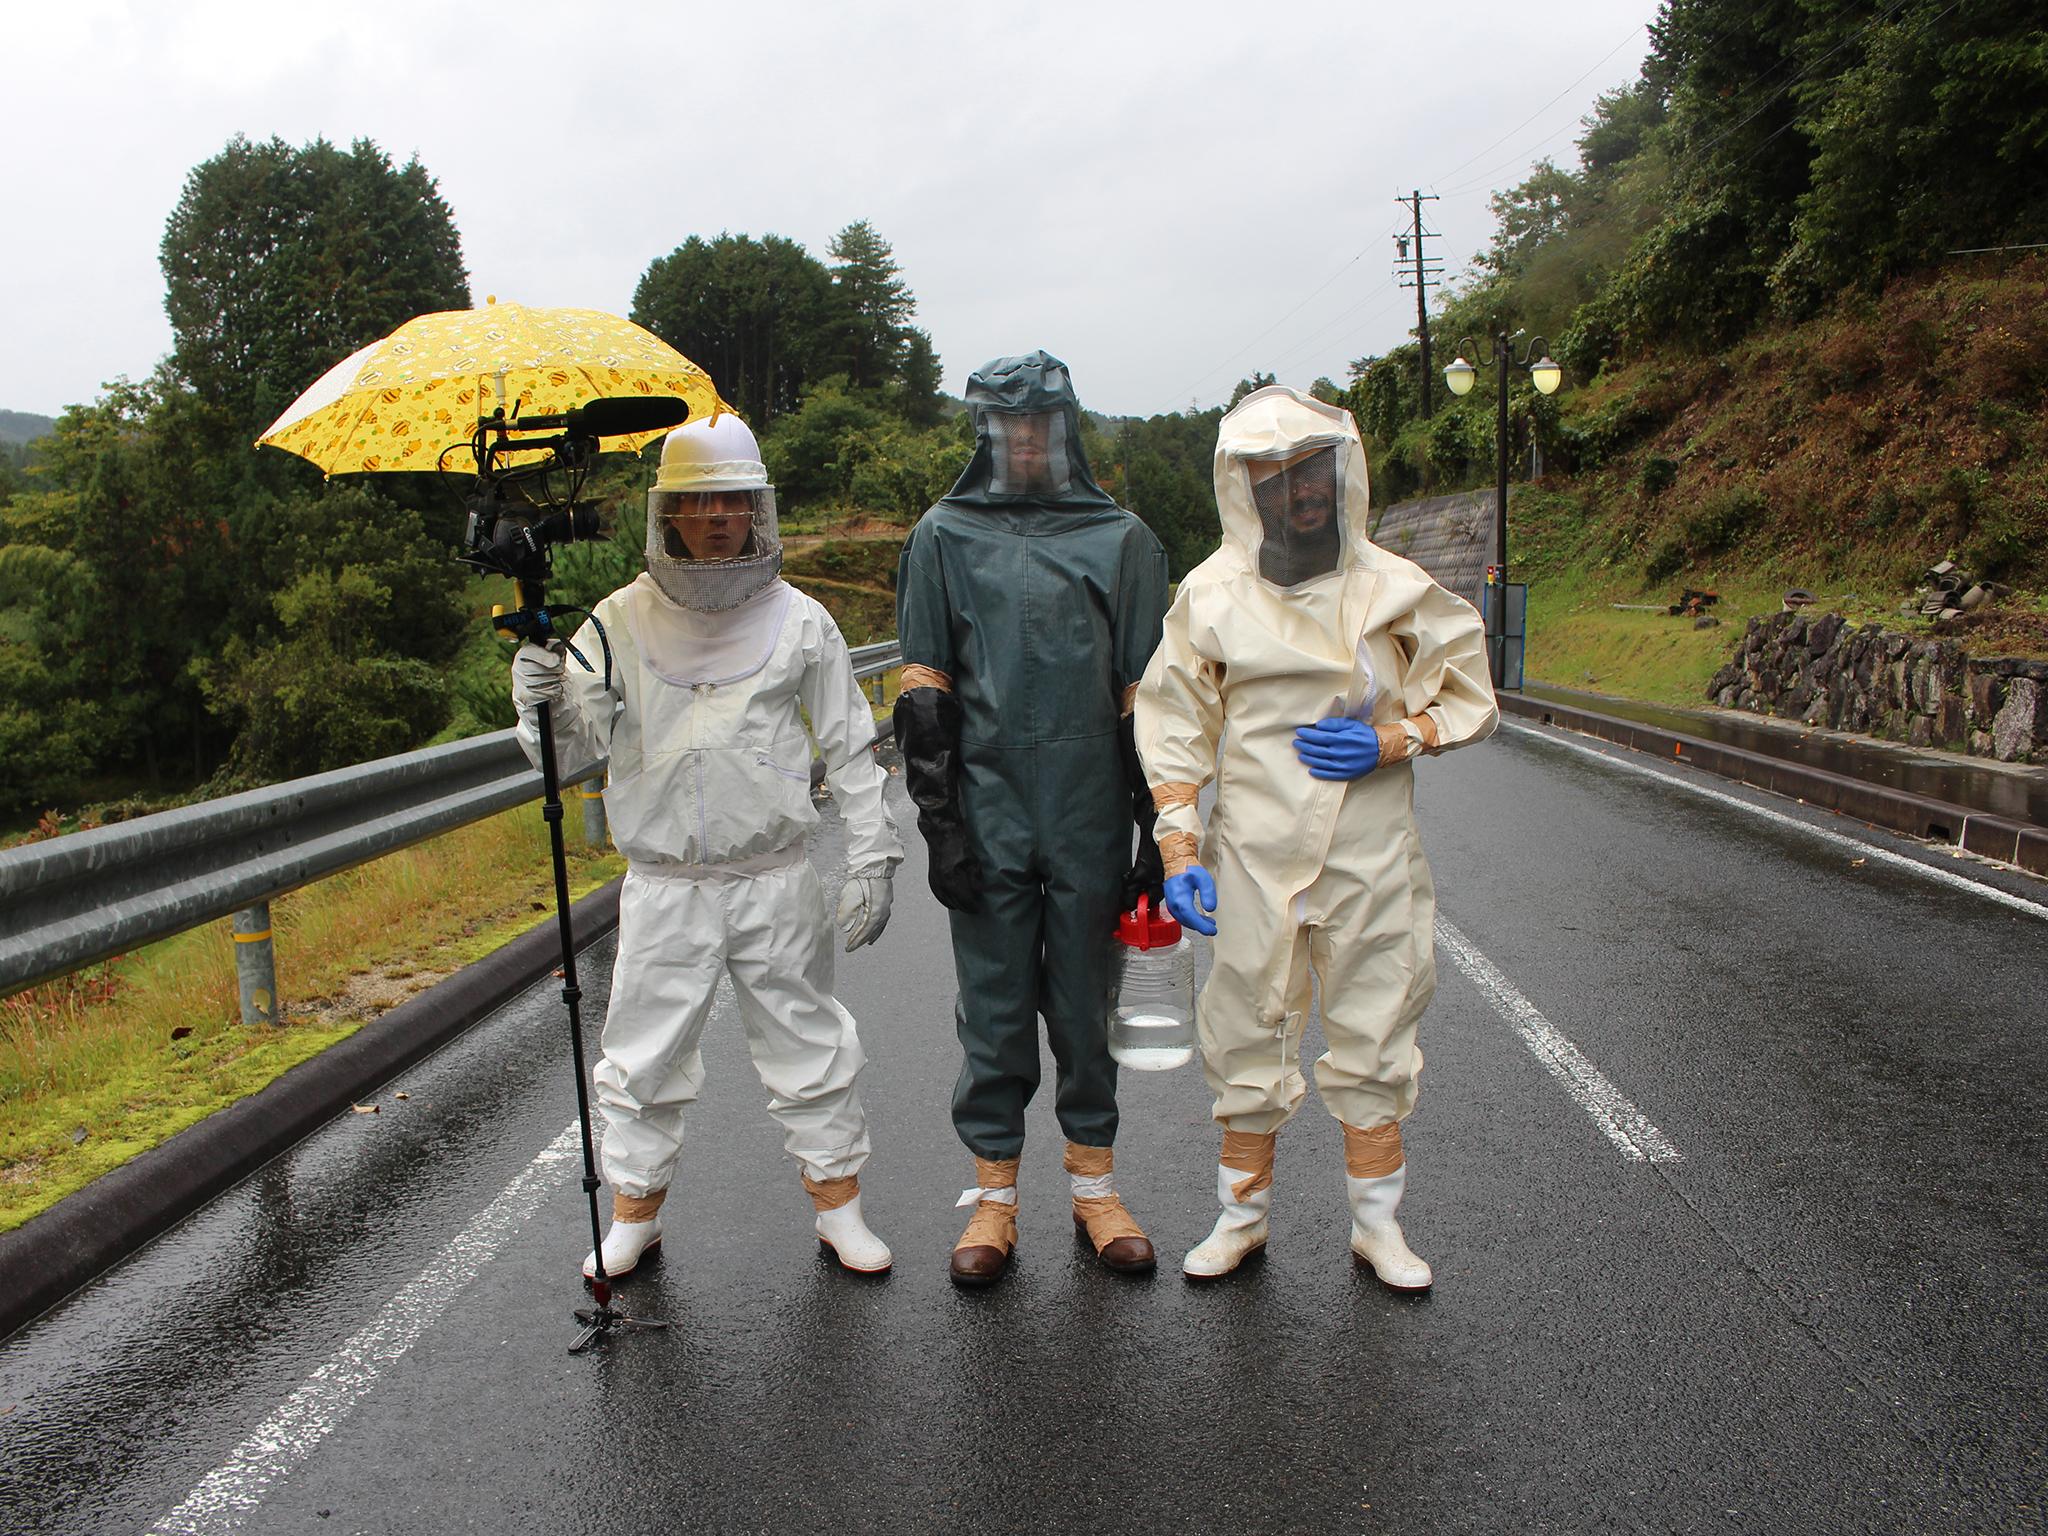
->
<box><xmin>691</xmin><ymin>683</ymin><xmax>710</xmax><ymax>856</ymax></box>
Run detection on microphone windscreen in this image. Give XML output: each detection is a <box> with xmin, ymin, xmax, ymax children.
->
<box><xmin>568</xmin><ymin>396</ymin><xmax>692</xmax><ymax>438</ymax></box>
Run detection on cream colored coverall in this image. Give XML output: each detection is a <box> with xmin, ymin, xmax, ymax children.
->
<box><xmin>1134</xmin><ymin>387</ymin><xmax>1498</xmax><ymax>1137</ymax></box>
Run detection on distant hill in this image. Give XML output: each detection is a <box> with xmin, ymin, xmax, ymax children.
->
<box><xmin>0</xmin><ymin>410</ymin><xmax>55</xmax><ymax>447</ymax></box>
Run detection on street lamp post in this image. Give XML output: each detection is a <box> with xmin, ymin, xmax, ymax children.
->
<box><xmin>1443</xmin><ymin>328</ymin><xmax>1561</xmax><ymax>687</ymax></box>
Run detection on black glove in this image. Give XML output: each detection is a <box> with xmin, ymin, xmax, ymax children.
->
<box><xmin>1118</xmin><ymin>712</ymin><xmax>1166</xmax><ymax>914</ymax></box>
<box><xmin>893</xmin><ymin>685</ymin><xmax>984</xmax><ymax>913</ymax></box>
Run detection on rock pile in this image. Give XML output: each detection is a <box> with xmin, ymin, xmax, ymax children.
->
<box><xmin>1707</xmin><ymin>611</ymin><xmax>2048</xmax><ymax>764</ymax></box>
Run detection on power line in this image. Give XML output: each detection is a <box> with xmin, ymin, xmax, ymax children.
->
<box><xmin>1680</xmin><ymin>0</ymin><xmax>1959</xmax><ymax>192</ymax></box>
<box><xmin>1150</xmin><ymin>20</ymin><xmax>1655</xmax><ymax>414</ymax></box>
<box><xmin>1152</xmin><ymin>224</ymin><xmax>1403</xmax><ymax>414</ymax></box>
<box><xmin>1264</xmin><ymin>285</ymin><xmax>1411</xmax><ymax>383</ymax></box>
<box><xmin>1427</xmin><ymin>22</ymin><xmax>1650</xmax><ymax>189</ymax></box>
<box><xmin>1672</xmin><ymin>0</ymin><xmax>1917</xmax><ymax>175</ymax></box>
<box><xmin>1437</xmin><ymin>117</ymin><xmax>1595</xmax><ymax>198</ymax></box>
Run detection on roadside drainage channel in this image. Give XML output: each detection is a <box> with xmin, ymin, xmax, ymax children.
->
<box><xmin>1498</xmin><ymin>693</ymin><xmax>2048</xmax><ymax>878</ymax></box>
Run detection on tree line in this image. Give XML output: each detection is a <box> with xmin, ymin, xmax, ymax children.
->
<box><xmin>0</xmin><ymin>136</ymin><xmax>964</xmax><ymax>820</ymax></box>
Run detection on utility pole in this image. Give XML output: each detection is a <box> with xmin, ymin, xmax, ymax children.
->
<box><xmin>1394</xmin><ymin>189</ymin><xmax>1443</xmax><ymax>420</ymax></box>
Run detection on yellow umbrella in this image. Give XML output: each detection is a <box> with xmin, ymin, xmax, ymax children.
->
<box><xmin>256</xmin><ymin>297</ymin><xmax>731</xmax><ymax>475</ymax></box>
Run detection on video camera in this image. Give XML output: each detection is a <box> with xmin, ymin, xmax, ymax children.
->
<box><xmin>454</xmin><ymin>395</ymin><xmax>690</xmax><ymax>642</ymax></box>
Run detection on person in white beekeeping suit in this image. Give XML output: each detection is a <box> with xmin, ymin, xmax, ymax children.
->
<box><xmin>1134</xmin><ymin>384</ymin><xmax>1498</xmax><ymax>1287</ymax></box>
<box><xmin>511</xmin><ymin>412</ymin><xmax>902</xmax><ymax>1281</ymax></box>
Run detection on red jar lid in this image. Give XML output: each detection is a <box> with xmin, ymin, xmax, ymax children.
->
<box><xmin>1116</xmin><ymin>893</ymin><xmax>1182</xmax><ymax>949</ymax></box>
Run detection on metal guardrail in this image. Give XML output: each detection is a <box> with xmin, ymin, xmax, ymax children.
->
<box><xmin>0</xmin><ymin>639</ymin><xmax>903</xmax><ymax>1008</ymax></box>
<box><xmin>846</xmin><ymin>639</ymin><xmax>903</xmax><ymax>687</ymax></box>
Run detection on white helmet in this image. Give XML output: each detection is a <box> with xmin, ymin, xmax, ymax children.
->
<box><xmin>652</xmin><ymin>411</ymin><xmax>771</xmax><ymax>493</ymax></box>
<box><xmin>646</xmin><ymin>411</ymin><xmax>782</xmax><ymax>610</ymax></box>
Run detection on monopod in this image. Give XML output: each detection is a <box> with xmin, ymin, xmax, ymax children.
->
<box><xmin>458</xmin><ymin>396</ymin><xmax>687</xmax><ymax>1351</ymax></box>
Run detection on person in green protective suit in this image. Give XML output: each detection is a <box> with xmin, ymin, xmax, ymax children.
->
<box><xmin>893</xmin><ymin>351</ymin><xmax>1170</xmax><ymax>1287</ymax></box>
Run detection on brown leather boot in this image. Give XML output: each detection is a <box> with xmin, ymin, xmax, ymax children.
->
<box><xmin>1066</xmin><ymin>1142</ymin><xmax>1155</xmax><ymax>1275</ymax></box>
<box><xmin>949</xmin><ymin>1155</ymin><xmax>1019</xmax><ymax>1287</ymax></box>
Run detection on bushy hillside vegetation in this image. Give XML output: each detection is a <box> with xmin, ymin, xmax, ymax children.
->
<box><xmin>1335</xmin><ymin>0</ymin><xmax>2048</xmax><ymax>672</ymax></box>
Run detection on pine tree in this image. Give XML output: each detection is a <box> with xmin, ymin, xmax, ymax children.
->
<box><xmin>828</xmin><ymin>220</ymin><xmax>916</xmax><ymax>392</ymax></box>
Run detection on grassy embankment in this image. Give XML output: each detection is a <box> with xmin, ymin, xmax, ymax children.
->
<box><xmin>0</xmin><ymin>806</ymin><xmax>624</xmax><ymax>1232</ymax></box>
<box><xmin>1495</xmin><ymin>257</ymin><xmax>2048</xmax><ymax>705</ymax></box>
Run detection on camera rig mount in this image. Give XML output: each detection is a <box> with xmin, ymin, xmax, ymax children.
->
<box><xmin>452</xmin><ymin>395</ymin><xmax>689</xmax><ymax>644</ymax></box>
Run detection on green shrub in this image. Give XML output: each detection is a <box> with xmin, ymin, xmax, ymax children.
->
<box><xmin>1640</xmin><ymin>483</ymin><xmax>1766</xmax><ymax>584</ymax></box>
<box><xmin>1682</xmin><ymin>485</ymin><xmax>1767</xmax><ymax>556</ymax></box>
<box><xmin>1643</xmin><ymin>535</ymin><xmax>1688</xmax><ymax>585</ymax></box>
<box><xmin>1552</xmin><ymin>393</ymin><xmax>1662</xmax><ymax>473</ymax></box>
<box><xmin>1965</xmin><ymin>489</ymin><xmax>2046</xmax><ymax>583</ymax></box>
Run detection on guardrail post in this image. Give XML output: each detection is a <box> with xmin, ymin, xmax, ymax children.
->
<box><xmin>578</xmin><ymin>783</ymin><xmax>607</xmax><ymax>849</ymax></box>
<box><xmin>232</xmin><ymin>902</ymin><xmax>278</xmax><ymax>1026</ymax></box>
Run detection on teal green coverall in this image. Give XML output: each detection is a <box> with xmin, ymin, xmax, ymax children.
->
<box><xmin>895</xmin><ymin>352</ymin><xmax>1170</xmax><ymax>1158</ymax></box>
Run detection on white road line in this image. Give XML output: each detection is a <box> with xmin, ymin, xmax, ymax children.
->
<box><xmin>147</xmin><ymin>1123</ymin><xmax>581</xmax><ymax>1536</ymax></box>
<box><xmin>1437</xmin><ymin>919</ymin><xmax>1681</xmax><ymax>1164</ymax></box>
<box><xmin>1502</xmin><ymin>718</ymin><xmax>2048</xmax><ymax>922</ymax></box>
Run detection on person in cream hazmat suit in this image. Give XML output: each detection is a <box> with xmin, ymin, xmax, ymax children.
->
<box><xmin>1134</xmin><ymin>385</ymin><xmax>1497</xmax><ymax>1286</ymax></box>
<box><xmin>512</xmin><ymin>412</ymin><xmax>902</xmax><ymax>1281</ymax></box>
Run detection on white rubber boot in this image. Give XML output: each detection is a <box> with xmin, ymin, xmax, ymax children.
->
<box><xmin>816</xmin><ymin>1193</ymin><xmax>893</xmax><ymax>1274</ymax></box>
<box><xmin>1347</xmin><ymin>1166</ymin><xmax>1431</xmax><ymax>1292</ymax></box>
<box><xmin>1182</xmin><ymin>1162</ymin><xmax>1272</xmax><ymax>1280</ymax></box>
<box><xmin>582</xmin><ymin>1216</ymin><xmax>663</xmax><ymax>1281</ymax></box>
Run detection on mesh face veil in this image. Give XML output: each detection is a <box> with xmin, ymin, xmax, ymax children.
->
<box><xmin>644</xmin><ymin>487</ymin><xmax>783</xmax><ymax>611</ymax></box>
<box><xmin>938</xmin><ymin>352</ymin><xmax>1114</xmax><ymax>511</ymax></box>
<box><xmin>986</xmin><ymin>411</ymin><xmax>1073</xmax><ymax>499</ymax></box>
<box><xmin>1245</xmin><ymin>444</ymin><xmax>1345</xmax><ymax>588</ymax></box>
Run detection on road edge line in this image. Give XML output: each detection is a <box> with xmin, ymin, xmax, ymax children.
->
<box><xmin>1437</xmin><ymin>918</ymin><xmax>1682</xmax><ymax>1164</ymax></box>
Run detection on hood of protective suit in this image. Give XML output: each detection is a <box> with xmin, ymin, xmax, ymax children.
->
<box><xmin>1214</xmin><ymin>385</ymin><xmax>1374</xmax><ymax>595</ymax></box>
<box><xmin>938</xmin><ymin>351</ymin><xmax>1116</xmax><ymax>512</ymax></box>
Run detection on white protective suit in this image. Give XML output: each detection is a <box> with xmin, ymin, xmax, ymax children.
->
<box><xmin>1134</xmin><ymin>386</ymin><xmax>1496</xmax><ymax>1280</ymax></box>
<box><xmin>517</xmin><ymin>571</ymin><xmax>901</xmax><ymax>1244</ymax></box>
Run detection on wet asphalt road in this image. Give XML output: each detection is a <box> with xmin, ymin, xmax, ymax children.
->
<box><xmin>2</xmin><ymin>720</ymin><xmax>2043</xmax><ymax>1535</ymax></box>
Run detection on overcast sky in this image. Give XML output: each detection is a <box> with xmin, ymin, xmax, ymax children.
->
<box><xmin>2</xmin><ymin>0</ymin><xmax>1655</xmax><ymax>421</ymax></box>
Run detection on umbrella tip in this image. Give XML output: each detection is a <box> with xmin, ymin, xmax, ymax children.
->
<box><xmin>485</xmin><ymin>294</ymin><xmax>496</xmax><ymax>305</ymax></box>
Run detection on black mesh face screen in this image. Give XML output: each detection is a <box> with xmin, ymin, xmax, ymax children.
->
<box><xmin>1248</xmin><ymin>445</ymin><xmax>1342</xmax><ymax>587</ymax></box>
<box><xmin>987</xmin><ymin>411</ymin><xmax>1070</xmax><ymax>498</ymax></box>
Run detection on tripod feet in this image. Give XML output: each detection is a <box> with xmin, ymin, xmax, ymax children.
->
<box><xmin>569</xmin><ymin>1299</ymin><xmax>669</xmax><ymax>1354</ymax></box>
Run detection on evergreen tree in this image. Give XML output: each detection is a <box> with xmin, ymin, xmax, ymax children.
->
<box><xmin>161</xmin><ymin>136</ymin><xmax>471</xmax><ymax>439</ymax></box>
<box><xmin>1228</xmin><ymin>372</ymin><xmax>1277</xmax><ymax>407</ymax></box>
<box><xmin>632</xmin><ymin>233</ymin><xmax>838</xmax><ymax>426</ymax></box>
<box><xmin>894</xmin><ymin>327</ymin><xmax>946</xmax><ymax>426</ymax></box>
<box><xmin>828</xmin><ymin>220</ymin><xmax>916</xmax><ymax>391</ymax></box>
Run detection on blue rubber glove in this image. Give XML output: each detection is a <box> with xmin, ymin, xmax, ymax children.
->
<box><xmin>1163</xmin><ymin>865</ymin><xmax>1219</xmax><ymax>936</ymax></box>
<box><xmin>1293</xmin><ymin>717</ymin><xmax>1381</xmax><ymax>781</ymax></box>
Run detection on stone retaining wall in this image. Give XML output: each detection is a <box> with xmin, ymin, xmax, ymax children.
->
<box><xmin>1707</xmin><ymin>610</ymin><xmax>2048</xmax><ymax>764</ymax></box>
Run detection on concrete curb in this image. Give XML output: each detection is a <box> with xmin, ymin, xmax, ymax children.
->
<box><xmin>1499</xmin><ymin>693</ymin><xmax>2048</xmax><ymax>876</ymax></box>
<box><xmin>0</xmin><ymin>876</ymin><xmax>625</xmax><ymax>1342</ymax></box>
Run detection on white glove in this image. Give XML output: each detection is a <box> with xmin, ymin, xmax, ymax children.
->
<box><xmin>512</xmin><ymin>640</ymin><xmax>566</xmax><ymax>705</ymax></box>
<box><xmin>836</xmin><ymin>870</ymin><xmax>894</xmax><ymax>952</ymax></box>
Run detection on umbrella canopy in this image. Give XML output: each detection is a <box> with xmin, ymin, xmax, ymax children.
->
<box><xmin>256</xmin><ymin>299</ymin><xmax>731</xmax><ymax>476</ymax></box>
